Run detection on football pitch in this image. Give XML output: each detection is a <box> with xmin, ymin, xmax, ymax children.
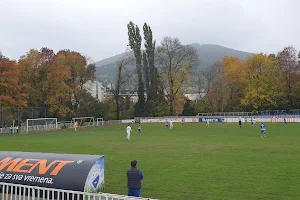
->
<box><xmin>1</xmin><ymin>122</ymin><xmax>300</xmax><ymax>200</ymax></box>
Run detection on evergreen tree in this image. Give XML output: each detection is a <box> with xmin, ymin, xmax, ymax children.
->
<box><xmin>127</xmin><ymin>21</ymin><xmax>145</xmax><ymax>117</ymax></box>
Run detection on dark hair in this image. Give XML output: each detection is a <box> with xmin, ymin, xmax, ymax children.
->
<box><xmin>131</xmin><ymin>160</ymin><xmax>137</xmax><ymax>167</ymax></box>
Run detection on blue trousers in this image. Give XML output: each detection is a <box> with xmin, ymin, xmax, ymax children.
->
<box><xmin>128</xmin><ymin>189</ymin><xmax>141</xmax><ymax>197</ymax></box>
<box><xmin>261</xmin><ymin>130</ymin><xmax>266</xmax><ymax>137</ymax></box>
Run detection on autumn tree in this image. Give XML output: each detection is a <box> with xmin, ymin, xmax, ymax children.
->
<box><xmin>201</xmin><ymin>64</ymin><xmax>219</xmax><ymax>112</ymax></box>
<box><xmin>0</xmin><ymin>54</ymin><xmax>27</xmax><ymax>108</ymax></box>
<box><xmin>56</xmin><ymin>50</ymin><xmax>96</xmax><ymax>115</ymax></box>
<box><xmin>127</xmin><ymin>21</ymin><xmax>145</xmax><ymax>117</ymax></box>
<box><xmin>277</xmin><ymin>46</ymin><xmax>300</xmax><ymax>108</ymax></box>
<box><xmin>156</xmin><ymin>37</ymin><xmax>198</xmax><ymax>115</ymax></box>
<box><xmin>43</xmin><ymin>49</ymin><xmax>94</xmax><ymax>118</ymax></box>
<box><xmin>201</xmin><ymin>62</ymin><xmax>230</xmax><ymax>112</ymax></box>
<box><xmin>43</xmin><ymin>54</ymin><xmax>73</xmax><ymax>119</ymax></box>
<box><xmin>222</xmin><ymin>56</ymin><xmax>245</xmax><ymax>111</ymax></box>
<box><xmin>18</xmin><ymin>48</ymin><xmax>54</xmax><ymax>107</ymax></box>
<box><xmin>241</xmin><ymin>54</ymin><xmax>283</xmax><ymax>110</ymax></box>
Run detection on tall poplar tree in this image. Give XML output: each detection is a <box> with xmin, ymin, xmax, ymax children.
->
<box><xmin>127</xmin><ymin>21</ymin><xmax>145</xmax><ymax>117</ymax></box>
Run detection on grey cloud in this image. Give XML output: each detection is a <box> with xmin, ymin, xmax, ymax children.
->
<box><xmin>0</xmin><ymin>0</ymin><xmax>299</xmax><ymax>60</ymax></box>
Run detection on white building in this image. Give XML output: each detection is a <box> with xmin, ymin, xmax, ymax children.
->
<box><xmin>84</xmin><ymin>80</ymin><xmax>106</xmax><ymax>102</ymax></box>
<box><xmin>184</xmin><ymin>87</ymin><xmax>206</xmax><ymax>101</ymax></box>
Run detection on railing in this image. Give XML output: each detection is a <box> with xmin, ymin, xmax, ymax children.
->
<box><xmin>102</xmin><ymin>120</ymin><xmax>121</xmax><ymax>125</ymax></box>
<box><xmin>196</xmin><ymin>110</ymin><xmax>300</xmax><ymax>117</ymax></box>
<box><xmin>0</xmin><ymin>182</ymin><xmax>158</xmax><ymax>200</ymax></box>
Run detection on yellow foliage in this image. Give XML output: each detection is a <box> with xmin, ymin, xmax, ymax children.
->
<box><xmin>241</xmin><ymin>53</ymin><xmax>282</xmax><ymax>109</ymax></box>
<box><xmin>173</xmin><ymin>92</ymin><xmax>187</xmax><ymax>115</ymax></box>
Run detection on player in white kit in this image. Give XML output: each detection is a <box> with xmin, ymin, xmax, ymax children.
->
<box><xmin>206</xmin><ymin>120</ymin><xmax>210</xmax><ymax>127</ymax></box>
<box><xmin>170</xmin><ymin>120</ymin><xmax>173</xmax><ymax>129</ymax></box>
<box><xmin>126</xmin><ymin>125</ymin><xmax>132</xmax><ymax>141</ymax></box>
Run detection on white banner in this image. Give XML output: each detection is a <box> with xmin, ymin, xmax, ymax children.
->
<box><xmin>271</xmin><ymin>117</ymin><xmax>300</xmax><ymax>123</ymax></box>
<box><xmin>225</xmin><ymin>118</ymin><xmax>271</xmax><ymax>123</ymax></box>
<box><xmin>140</xmin><ymin>118</ymin><xmax>197</xmax><ymax>123</ymax></box>
<box><xmin>121</xmin><ymin>119</ymin><xmax>135</xmax><ymax>124</ymax></box>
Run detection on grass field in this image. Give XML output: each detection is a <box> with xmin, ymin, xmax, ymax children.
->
<box><xmin>1</xmin><ymin>122</ymin><xmax>300</xmax><ymax>200</ymax></box>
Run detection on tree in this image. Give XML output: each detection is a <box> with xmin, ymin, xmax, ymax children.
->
<box><xmin>55</xmin><ymin>50</ymin><xmax>96</xmax><ymax>114</ymax></box>
<box><xmin>43</xmin><ymin>53</ymin><xmax>73</xmax><ymax>119</ymax></box>
<box><xmin>112</xmin><ymin>52</ymin><xmax>134</xmax><ymax>120</ymax></box>
<box><xmin>0</xmin><ymin>55</ymin><xmax>27</xmax><ymax>107</ymax></box>
<box><xmin>142</xmin><ymin>23</ymin><xmax>156</xmax><ymax>99</ymax></box>
<box><xmin>277</xmin><ymin>46</ymin><xmax>300</xmax><ymax>108</ymax></box>
<box><xmin>74</xmin><ymin>89</ymin><xmax>104</xmax><ymax>117</ymax></box>
<box><xmin>85</xmin><ymin>63</ymin><xmax>96</xmax><ymax>82</ymax></box>
<box><xmin>222</xmin><ymin>56</ymin><xmax>245</xmax><ymax>111</ymax></box>
<box><xmin>173</xmin><ymin>92</ymin><xmax>187</xmax><ymax>115</ymax></box>
<box><xmin>241</xmin><ymin>54</ymin><xmax>283</xmax><ymax>110</ymax></box>
<box><xmin>18</xmin><ymin>48</ymin><xmax>53</xmax><ymax>107</ymax></box>
<box><xmin>181</xmin><ymin>99</ymin><xmax>197</xmax><ymax>116</ymax></box>
<box><xmin>127</xmin><ymin>21</ymin><xmax>145</xmax><ymax>117</ymax></box>
<box><xmin>156</xmin><ymin>37</ymin><xmax>198</xmax><ymax>115</ymax></box>
<box><xmin>201</xmin><ymin>64</ymin><xmax>219</xmax><ymax>112</ymax></box>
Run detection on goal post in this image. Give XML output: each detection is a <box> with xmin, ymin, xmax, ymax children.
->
<box><xmin>72</xmin><ymin>117</ymin><xmax>95</xmax><ymax>127</ymax></box>
<box><xmin>26</xmin><ymin>118</ymin><xmax>58</xmax><ymax>133</ymax></box>
<box><xmin>96</xmin><ymin>118</ymin><xmax>104</xmax><ymax>126</ymax></box>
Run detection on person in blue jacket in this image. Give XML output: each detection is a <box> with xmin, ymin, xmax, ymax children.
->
<box><xmin>260</xmin><ymin>123</ymin><xmax>266</xmax><ymax>137</ymax></box>
<box><xmin>127</xmin><ymin>160</ymin><xmax>144</xmax><ymax>197</ymax></box>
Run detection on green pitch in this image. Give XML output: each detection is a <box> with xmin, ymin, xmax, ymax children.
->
<box><xmin>1</xmin><ymin>123</ymin><xmax>300</xmax><ymax>200</ymax></box>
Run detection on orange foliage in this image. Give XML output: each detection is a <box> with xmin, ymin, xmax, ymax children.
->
<box><xmin>0</xmin><ymin>57</ymin><xmax>27</xmax><ymax>107</ymax></box>
<box><xmin>43</xmin><ymin>54</ymin><xmax>73</xmax><ymax>118</ymax></box>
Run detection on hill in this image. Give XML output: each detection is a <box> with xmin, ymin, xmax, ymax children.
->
<box><xmin>95</xmin><ymin>44</ymin><xmax>252</xmax><ymax>82</ymax></box>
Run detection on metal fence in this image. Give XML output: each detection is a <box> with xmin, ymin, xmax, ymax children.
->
<box><xmin>103</xmin><ymin>120</ymin><xmax>122</xmax><ymax>125</ymax></box>
<box><xmin>0</xmin><ymin>107</ymin><xmax>47</xmax><ymax>129</ymax></box>
<box><xmin>196</xmin><ymin>111</ymin><xmax>300</xmax><ymax>118</ymax></box>
<box><xmin>0</xmin><ymin>182</ymin><xmax>158</xmax><ymax>200</ymax></box>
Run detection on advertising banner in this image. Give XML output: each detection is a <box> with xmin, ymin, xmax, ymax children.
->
<box><xmin>0</xmin><ymin>152</ymin><xmax>104</xmax><ymax>193</ymax></box>
<box><xmin>271</xmin><ymin>117</ymin><xmax>300</xmax><ymax>123</ymax></box>
<box><xmin>121</xmin><ymin>119</ymin><xmax>135</xmax><ymax>124</ymax></box>
<box><xmin>199</xmin><ymin>118</ymin><xmax>222</xmax><ymax>123</ymax></box>
<box><xmin>140</xmin><ymin>118</ymin><xmax>197</xmax><ymax>123</ymax></box>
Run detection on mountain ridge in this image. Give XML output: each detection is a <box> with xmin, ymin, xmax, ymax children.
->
<box><xmin>95</xmin><ymin>43</ymin><xmax>253</xmax><ymax>82</ymax></box>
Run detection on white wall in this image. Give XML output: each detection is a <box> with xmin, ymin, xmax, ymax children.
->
<box><xmin>84</xmin><ymin>81</ymin><xmax>105</xmax><ymax>102</ymax></box>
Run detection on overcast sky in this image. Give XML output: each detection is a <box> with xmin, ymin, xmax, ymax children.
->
<box><xmin>1</xmin><ymin>0</ymin><xmax>299</xmax><ymax>61</ymax></box>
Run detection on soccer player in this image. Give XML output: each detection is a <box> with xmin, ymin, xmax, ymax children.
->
<box><xmin>238</xmin><ymin>117</ymin><xmax>242</xmax><ymax>128</ymax></box>
<box><xmin>74</xmin><ymin>121</ymin><xmax>78</xmax><ymax>131</ymax></box>
<box><xmin>206</xmin><ymin>120</ymin><xmax>210</xmax><ymax>127</ymax></box>
<box><xmin>284</xmin><ymin>118</ymin><xmax>287</xmax><ymax>125</ymax></box>
<box><xmin>253</xmin><ymin>118</ymin><xmax>256</xmax><ymax>127</ymax></box>
<box><xmin>126</xmin><ymin>125</ymin><xmax>132</xmax><ymax>141</ymax></box>
<box><xmin>221</xmin><ymin>118</ymin><xmax>225</xmax><ymax>126</ymax></box>
<box><xmin>138</xmin><ymin>123</ymin><xmax>142</xmax><ymax>135</ymax></box>
<box><xmin>181</xmin><ymin>118</ymin><xmax>185</xmax><ymax>127</ymax></box>
<box><xmin>170</xmin><ymin>120</ymin><xmax>173</xmax><ymax>129</ymax></box>
<box><xmin>165</xmin><ymin>119</ymin><xmax>168</xmax><ymax>130</ymax></box>
<box><xmin>260</xmin><ymin>123</ymin><xmax>266</xmax><ymax>137</ymax></box>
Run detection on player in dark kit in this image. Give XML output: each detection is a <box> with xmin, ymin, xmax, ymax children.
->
<box><xmin>138</xmin><ymin>123</ymin><xmax>142</xmax><ymax>135</ymax></box>
<box><xmin>165</xmin><ymin>119</ymin><xmax>168</xmax><ymax>130</ymax></box>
